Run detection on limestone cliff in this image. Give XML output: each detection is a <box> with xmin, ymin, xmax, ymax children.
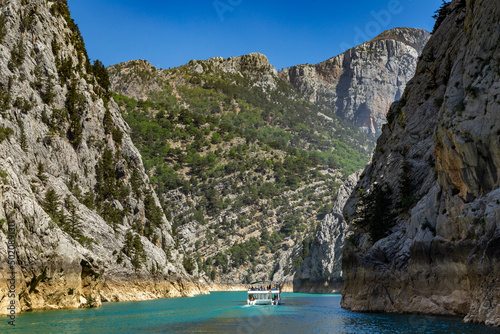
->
<box><xmin>0</xmin><ymin>0</ymin><xmax>207</xmax><ymax>315</ymax></box>
<box><xmin>342</xmin><ymin>0</ymin><xmax>500</xmax><ymax>326</ymax></box>
<box><xmin>292</xmin><ymin>171</ymin><xmax>361</xmax><ymax>292</ymax></box>
<box><xmin>279</xmin><ymin>28</ymin><xmax>430</xmax><ymax>133</ymax></box>
<box><xmin>271</xmin><ymin>171</ymin><xmax>360</xmax><ymax>292</ymax></box>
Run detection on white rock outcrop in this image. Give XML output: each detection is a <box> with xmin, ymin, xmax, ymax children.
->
<box><xmin>0</xmin><ymin>0</ymin><xmax>207</xmax><ymax>315</ymax></box>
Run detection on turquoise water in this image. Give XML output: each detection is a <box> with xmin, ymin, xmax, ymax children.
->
<box><xmin>2</xmin><ymin>292</ymin><xmax>499</xmax><ymax>333</ymax></box>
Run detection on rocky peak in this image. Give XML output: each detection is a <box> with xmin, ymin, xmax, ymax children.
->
<box><xmin>185</xmin><ymin>52</ymin><xmax>278</xmax><ymax>90</ymax></box>
<box><xmin>368</xmin><ymin>27</ymin><xmax>430</xmax><ymax>54</ymax></box>
<box><xmin>109</xmin><ymin>52</ymin><xmax>279</xmax><ymax>101</ymax></box>
<box><xmin>279</xmin><ymin>27</ymin><xmax>430</xmax><ymax>134</ymax></box>
<box><xmin>189</xmin><ymin>52</ymin><xmax>276</xmax><ymax>74</ymax></box>
<box><xmin>109</xmin><ymin>60</ymin><xmax>167</xmax><ymax>101</ymax></box>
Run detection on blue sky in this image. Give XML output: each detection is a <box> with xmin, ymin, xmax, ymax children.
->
<box><xmin>69</xmin><ymin>0</ymin><xmax>439</xmax><ymax>70</ymax></box>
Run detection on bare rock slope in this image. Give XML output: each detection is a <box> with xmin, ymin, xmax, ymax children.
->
<box><xmin>342</xmin><ymin>0</ymin><xmax>500</xmax><ymax>326</ymax></box>
<box><xmin>0</xmin><ymin>0</ymin><xmax>206</xmax><ymax>314</ymax></box>
<box><xmin>292</xmin><ymin>171</ymin><xmax>362</xmax><ymax>292</ymax></box>
<box><xmin>279</xmin><ymin>28</ymin><xmax>430</xmax><ymax>133</ymax></box>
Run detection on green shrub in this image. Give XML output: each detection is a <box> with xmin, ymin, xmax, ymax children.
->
<box><xmin>0</xmin><ymin>126</ymin><xmax>14</xmax><ymax>142</ymax></box>
<box><xmin>183</xmin><ymin>257</ymin><xmax>195</xmax><ymax>275</ymax></box>
<box><xmin>0</xmin><ymin>14</ymin><xmax>7</xmax><ymax>43</ymax></box>
<box><xmin>8</xmin><ymin>38</ymin><xmax>25</xmax><ymax>71</ymax></box>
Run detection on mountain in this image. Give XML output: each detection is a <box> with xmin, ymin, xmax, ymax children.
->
<box><xmin>0</xmin><ymin>0</ymin><xmax>206</xmax><ymax>315</ymax></box>
<box><xmin>113</xmin><ymin>92</ymin><xmax>343</xmax><ymax>285</ymax></box>
<box><xmin>279</xmin><ymin>28</ymin><xmax>430</xmax><ymax>134</ymax></box>
<box><xmin>109</xmin><ymin>53</ymin><xmax>375</xmax><ymax>175</ymax></box>
<box><xmin>108</xmin><ymin>54</ymin><xmax>372</xmax><ymax>285</ymax></box>
<box><xmin>108</xmin><ymin>28</ymin><xmax>428</xmax><ymax>286</ymax></box>
<box><xmin>341</xmin><ymin>0</ymin><xmax>500</xmax><ymax>326</ymax></box>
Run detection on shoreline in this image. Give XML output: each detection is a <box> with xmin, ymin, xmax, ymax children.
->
<box><xmin>7</xmin><ymin>286</ymin><xmax>499</xmax><ymax>328</ymax></box>
<box><xmin>0</xmin><ymin>276</ymin><xmax>211</xmax><ymax>316</ymax></box>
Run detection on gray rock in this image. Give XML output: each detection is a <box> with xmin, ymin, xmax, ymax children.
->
<box><xmin>342</xmin><ymin>0</ymin><xmax>500</xmax><ymax>326</ymax></box>
<box><xmin>279</xmin><ymin>28</ymin><xmax>430</xmax><ymax>133</ymax></box>
<box><xmin>0</xmin><ymin>0</ymin><xmax>206</xmax><ymax>315</ymax></box>
<box><xmin>293</xmin><ymin>170</ymin><xmax>362</xmax><ymax>292</ymax></box>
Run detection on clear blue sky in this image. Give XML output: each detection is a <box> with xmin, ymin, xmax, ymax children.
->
<box><xmin>69</xmin><ymin>0</ymin><xmax>439</xmax><ymax>70</ymax></box>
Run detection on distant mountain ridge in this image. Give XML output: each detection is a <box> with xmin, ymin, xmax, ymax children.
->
<box><xmin>110</xmin><ymin>28</ymin><xmax>429</xmax><ymax>136</ymax></box>
<box><xmin>109</xmin><ymin>53</ymin><xmax>374</xmax><ymax>175</ymax></box>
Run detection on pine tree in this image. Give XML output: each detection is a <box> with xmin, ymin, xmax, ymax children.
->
<box><xmin>66</xmin><ymin>81</ymin><xmax>85</xmax><ymax>147</ymax></box>
<box><xmin>82</xmin><ymin>190</ymin><xmax>95</xmax><ymax>210</ymax></box>
<box><xmin>130</xmin><ymin>168</ymin><xmax>143</xmax><ymax>198</ymax></box>
<box><xmin>37</xmin><ymin>162</ymin><xmax>48</xmax><ymax>182</ymax></box>
<box><xmin>19</xmin><ymin>121</ymin><xmax>27</xmax><ymax>151</ymax></box>
<box><xmin>359</xmin><ymin>183</ymin><xmax>394</xmax><ymax>242</ymax></box>
<box><xmin>398</xmin><ymin>159</ymin><xmax>416</xmax><ymax>213</ymax></box>
<box><xmin>66</xmin><ymin>200</ymin><xmax>82</xmax><ymax>239</ymax></box>
<box><xmin>44</xmin><ymin>188</ymin><xmax>59</xmax><ymax>218</ymax></box>
<box><xmin>92</xmin><ymin>59</ymin><xmax>111</xmax><ymax>94</ymax></box>
<box><xmin>103</xmin><ymin>108</ymin><xmax>113</xmax><ymax>134</ymax></box>
<box><xmin>122</xmin><ymin>231</ymin><xmax>146</xmax><ymax>270</ymax></box>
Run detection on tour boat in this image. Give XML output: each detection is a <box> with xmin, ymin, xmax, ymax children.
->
<box><xmin>247</xmin><ymin>280</ymin><xmax>281</xmax><ymax>305</ymax></box>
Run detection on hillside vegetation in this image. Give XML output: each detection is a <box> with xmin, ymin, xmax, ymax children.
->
<box><xmin>109</xmin><ymin>53</ymin><xmax>376</xmax><ymax>281</ymax></box>
<box><xmin>110</xmin><ymin>57</ymin><xmax>375</xmax><ymax>175</ymax></box>
<box><xmin>114</xmin><ymin>92</ymin><xmax>343</xmax><ymax>281</ymax></box>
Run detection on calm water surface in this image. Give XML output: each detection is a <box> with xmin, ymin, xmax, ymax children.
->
<box><xmin>2</xmin><ymin>292</ymin><xmax>499</xmax><ymax>333</ymax></box>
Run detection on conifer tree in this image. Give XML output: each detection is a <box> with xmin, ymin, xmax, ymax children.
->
<box><xmin>37</xmin><ymin>162</ymin><xmax>48</xmax><ymax>182</ymax></box>
<box><xmin>360</xmin><ymin>183</ymin><xmax>394</xmax><ymax>242</ymax></box>
<box><xmin>44</xmin><ymin>188</ymin><xmax>59</xmax><ymax>218</ymax></box>
<box><xmin>398</xmin><ymin>159</ymin><xmax>416</xmax><ymax>213</ymax></box>
<box><xmin>66</xmin><ymin>200</ymin><xmax>82</xmax><ymax>239</ymax></box>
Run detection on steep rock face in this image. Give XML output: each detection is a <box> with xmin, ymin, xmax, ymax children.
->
<box><xmin>0</xmin><ymin>0</ymin><xmax>206</xmax><ymax>315</ymax></box>
<box><xmin>279</xmin><ymin>28</ymin><xmax>430</xmax><ymax>133</ymax></box>
<box><xmin>271</xmin><ymin>171</ymin><xmax>361</xmax><ymax>292</ymax></box>
<box><xmin>342</xmin><ymin>0</ymin><xmax>500</xmax><ymax>326</ymax></box>
<box><xmin>292</xmin><ymin>171</ymin><xmax>361</xmax><ymax>292</ymax></box>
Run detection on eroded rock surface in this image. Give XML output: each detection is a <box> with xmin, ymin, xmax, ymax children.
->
<box><xmin>272</xmin><ymin>171</ymin><xmax>361</xmax><ymax>292</ymax></box>
<box><xmin>342</xmin><ymin>0</ymin><xmax>500</xmax><ymax>326</ymax></box>
<box><xmin>279</xmin><ymin>28</ymin><xmax>430</xmax><ymax>133</ymax></box>
<box><xmin>293</xmin><ymin>171</ymin><xmax>361</xmax><ymax>292</ymax></box>
<box><xmin>0</xmin><ymin>0</ymin><xmax>207</xmax><ymax>314</ymax></box>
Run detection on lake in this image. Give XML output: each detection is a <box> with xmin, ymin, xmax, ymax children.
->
<box><xmin>2</xmin><ymin>292</ymin><xmax>499</xmax><ymax>333</ymax></box>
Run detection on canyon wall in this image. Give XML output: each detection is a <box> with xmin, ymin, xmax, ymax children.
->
<box><xmin>342</xmin><ymin>0</ymin><xmax>500</xmax><ymax>326</ymax></box>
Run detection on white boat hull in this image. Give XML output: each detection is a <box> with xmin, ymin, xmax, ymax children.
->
<box><xmin>247</xmin><ymin>299</ymin><xmax>279</xmax><ymax>305</ymax></box>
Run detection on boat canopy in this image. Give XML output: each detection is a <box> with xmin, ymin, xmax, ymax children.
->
<box><xmin>248</xmin><ymin>280</ymin><xmax>278</xmax><ymax>285</ymax></box>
